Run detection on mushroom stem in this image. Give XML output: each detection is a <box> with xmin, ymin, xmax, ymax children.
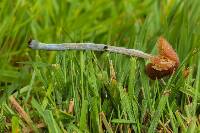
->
<box><xmin>29</xmin><ymin>40</ymin><xmax>153</xmax><ymax>59</ymax></box>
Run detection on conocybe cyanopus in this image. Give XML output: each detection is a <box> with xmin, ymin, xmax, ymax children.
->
<box><xmin>28</xmin><ymin>36</ymin><xmax>179</xmax><ymax>80</ymax></box>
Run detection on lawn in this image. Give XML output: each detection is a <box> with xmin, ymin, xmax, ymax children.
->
<box><xmin>0</xmin><ymin>0</ymin><xmax>200</xmax><ymax>132</ymax></box>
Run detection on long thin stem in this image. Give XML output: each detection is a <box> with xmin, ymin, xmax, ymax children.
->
<box><xmin>29</xmin><ymin>40</ymin><xmax>152</xmax><ymax>59</ymax></box>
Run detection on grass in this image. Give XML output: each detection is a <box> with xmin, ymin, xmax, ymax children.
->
<box><xmin>0</xmin><ymin>0</ymin><xmax>200</xmax><ymax>132</ymax></box>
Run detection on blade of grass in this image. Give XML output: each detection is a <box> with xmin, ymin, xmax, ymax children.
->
<box><xmin>147</xmin><ymin>92</ymin><xmax>169</xmax><ymax>133</ymax></box>
<box><xmin>100</xmin><ymin>112</ymin><xmax>113</xmax><ymax>133</ymax></box>
<box><xmin>79</xmin><ymin>100</ymin><xmax>88</xmax><ymax>131</ymax></box>
<box><xmin>31</xmin><ymin>98</ymin><xmax>61</xmax><ymax>133</ymax></box>
<box><xmin>11</xmin><ymin>116</ymin><xmax>20</xmax><ymax>133</ymax></box>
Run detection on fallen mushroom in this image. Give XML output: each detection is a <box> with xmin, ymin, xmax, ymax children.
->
<box><xmin>29</xmin><ymin>36</ymin><xmax>179</xmax><ymax>79</ymax></box>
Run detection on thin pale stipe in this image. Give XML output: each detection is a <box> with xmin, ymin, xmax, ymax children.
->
<box><xmin>29</xmin><ymin>39</ymin><xmax>153</xmax><ymax>59</ymax></box>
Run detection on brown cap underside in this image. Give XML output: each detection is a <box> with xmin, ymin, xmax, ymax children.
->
<box><xmin>145</xmin><ymin>37</ymin><xmax>179</xmax><ymax>80</ymax></box>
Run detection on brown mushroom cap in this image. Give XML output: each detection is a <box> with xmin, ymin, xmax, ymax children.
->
<box><xmin>145</xmin><ymin>37</ymin><xmax>179</xmax><ymax>80</ymax></box>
